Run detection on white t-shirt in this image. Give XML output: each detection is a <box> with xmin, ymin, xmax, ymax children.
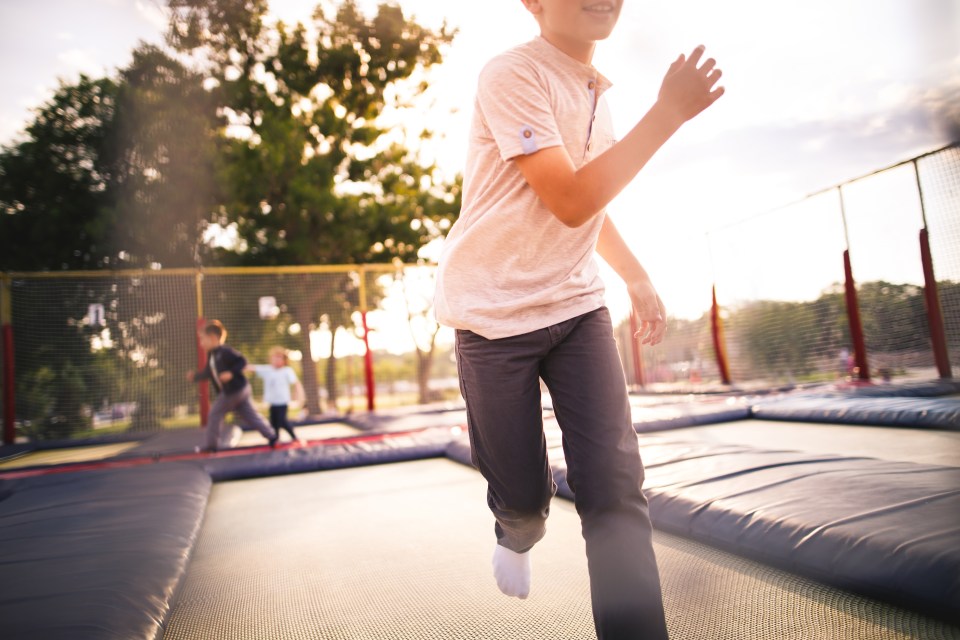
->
<box><xmin>434</xmin><ymin>36</ymin><xmax>616</xmax><ymax>339</ymax></box>
<box><xmin>252</xmin><ymin>365</ymin><xmax>299</xmax><ymax>406</ymax></box>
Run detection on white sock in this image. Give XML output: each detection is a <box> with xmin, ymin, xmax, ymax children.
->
<box><xmin>492</xmin><ymin>544</ymin><xmax>531</xmax><ymax>599</ymax></box>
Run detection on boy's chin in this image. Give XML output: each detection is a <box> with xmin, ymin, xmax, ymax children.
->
<box><xmin>581</xmin><ymin>24</ymin><xmax>617</xmax><ymax>42</ymax></box>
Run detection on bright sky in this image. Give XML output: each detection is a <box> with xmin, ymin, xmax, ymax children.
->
<box><xmin>1</xmin><ymin>0</ymin><xmax>958</xmax><ymax>338</ymax></box>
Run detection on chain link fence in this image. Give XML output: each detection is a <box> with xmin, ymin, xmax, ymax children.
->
<box><xmin>1</xmin><ymin>265</ymin><xmax>458</xmax><ymax>443</ymax></box>
<box><xmin>2</xmin><ymin>145</ymin><xmax>957</xmax><ymax>443</ymax></box>
<box><xmin>616</xmin><ymin>144</ymin><xmax>958</xmax><ymax>390</ymax></box>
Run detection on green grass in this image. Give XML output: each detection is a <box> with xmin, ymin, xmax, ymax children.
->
<box><xmin>22</xmin><ymin>389</ymin><xmax>464</xmax><ymax>443</ymax></box>
<box><xmin>67</xmin><ymin>412</ymin><xmax>203</xmax><ymax>440</ymax></box>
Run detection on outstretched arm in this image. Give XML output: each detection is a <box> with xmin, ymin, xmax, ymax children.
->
<box><xmin>596</xmin><ymin>216</ymin><xmax>667</xmax><ymax>346</ymax></box>
<box><xmin>187</xmin><ymin>366</ymin><xmax>211</xmax><ymax>383</ymax></box>
<box><xmin>514</xmin><ymin>46</ymin><xmax>723</xmax><ymax>228</ymax></box>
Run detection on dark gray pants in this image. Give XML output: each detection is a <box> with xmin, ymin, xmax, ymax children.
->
<box><xmin>205</xmin><ymin>385</ymin><xmax>276</xmax><ymax>450</ymax></box>
<box><xmin>455</xmin><ymin>307</ymin><xmax>668</xmax><ymax>640</ymax></box>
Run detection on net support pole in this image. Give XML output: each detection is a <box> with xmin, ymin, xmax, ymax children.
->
<box><xmin>842</xmin><ymin>250</ymin><xmax>871</xmax><ymax>382</ymax></box>
<box><xmin>710</xmin><ymin>285</ymin><xmax>732</xmax><ymax>385</ymax></box>
<box><xmin>196</xmin><ymin>317</ymin><xmax>210</xmax><ymax>427</ymax></box>
<box><xmin>361</xmin><ymin>312</ymin><xmax>375</xmax><ymax>412</ymax></box>
<box><xmin>628</xmin><ymin>310</ymin><xmax>645</xmax><ymax>389</ymax></box>
<box><xmin>837</xmin><ymin>187</ymin><xmax>870</xmax><ymax>382</ymax></box>
<box><xmin>913</xmin><ymin>161</ymin><xmax>952</xmax><ymax>379</ymax></box>
<box><xmin>919</xmin><ymin>229</ymin><xmax>952</xmax><ymax>378</ymax></box>
<box><xmin>1</xmin><ymin>275</ymin><xmax>14</xmax><ymax>445</ymax></box>
<box><xmin>359</xmin><ymin>268</ymin><xmax>375</xmax><ymax>412</ymax></box>
<box><xmin>195</xmin><ymin>271</ymin><xmax>209</xmax><ymax>427</ymax></box>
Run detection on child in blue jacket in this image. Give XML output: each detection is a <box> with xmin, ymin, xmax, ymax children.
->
<box><xmin>187</xmin><ymin>320</ymin><xmax>278</xmax><ymax>451</ymax></box>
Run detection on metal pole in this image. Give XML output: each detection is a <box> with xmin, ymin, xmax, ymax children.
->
<box><xmin>710</xmin><ymin>284</ymin><xmax>732</xmax><ymax>385</ymax></box>
<box><xmin>842</xmin><ymin>250</ymin><xmax>870</xmax><ymax>382</ymax></box>
<box><xmin>195</xmin><ymin>271</ymin><xmax>209</xmax><ymax>426</ymax></box>
<box><xmin>914</xmin><ymin>159</ymin><xmax>952</xmax><ymax>378</ymax></box>
<box><xmin>359</xmin><ymin>267</ymin><xmax>375</xmax><ymax>412</ymax></box>
<box><xmin>839</xmin><ymin>187</ymin><xmax>870</xmax><ymax>381</ymax></box>
<box><xmin>1</xmin><ymin>275</ymin><xmax>14</xmax><ymax>445</ymax></box>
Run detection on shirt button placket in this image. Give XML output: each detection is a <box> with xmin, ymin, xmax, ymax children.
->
<box><xmin>586</xmin><ymin>79</ymin><xmax>598</xmax><ymax>154</ymax></box>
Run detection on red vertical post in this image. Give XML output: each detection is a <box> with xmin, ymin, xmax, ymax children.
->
<box><xmin>629</xmin><ymin>310</ymin><xmax>645</xmax><ymax>388</ymax></box>
<box><xmin>195</xmin><ymin>318</ymin><xmax>210</xmax><ymax>427</ymax></box>
<box><xmin>2</xmin><ymin>325</ymin><xmax>14</xmax><ymax>445</ymax></box>
<box><xmin>361</xmin><ymin>310</ymin><xmax>375</xmax><ymax>411</ymax></box>
<box><xmin>710</xmin><ymin>285</ymin><xmax>732</xmax><ymax>385</ymax></box>
<box><xmin>919</xmin><ymin>229</ymin><xmax>952</xmax><ymax>378</ymax></box>
<box><xmin>1</xmin><ymin>276</ymin><xmax>14</xmax><ymax>445</ymax></box>
<box><xmin>842</xmin><ymin>250</ymin><xmax>871</xmax><ymax>381</ymax></box>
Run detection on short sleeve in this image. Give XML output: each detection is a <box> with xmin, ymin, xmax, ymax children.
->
<box><xmin>285</xmin><ymin>367</ymin><xmax>298</xmax><ymax>384</ymax></box>
<box><xmin>476</xmin><ymin>54</ymin><xmax>564</xmax><ymax>162</ymax></box>
<box><xmin>229</xmin><ymin>349</ymin><xmax>247</xmax><ymax>372</ymax></box>
<box><xmin>253</xmin><ymin>365</ymin><xmax>271</xmax><ymax>377</ymax></box>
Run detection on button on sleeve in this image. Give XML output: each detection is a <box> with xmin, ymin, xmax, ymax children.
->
<box><xmin>519</xmin><ymin>125</ymin><xmax>539</xmax><ymax>154</ymax></box>
<box><xmin>475</xmin><ymin>55</ymin><xmax>564</xmax><ymax>161</ymax></box>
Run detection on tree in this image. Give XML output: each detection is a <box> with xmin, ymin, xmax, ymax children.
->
<box><xmin>732</xmin><ymin>300</ymin><xmax>821</xmax><ymax>379</ymax></box>
<box><xmin>106</xmin><ymin>45</ymin><xmax>219</xmax><ymax>268</ymax></box>
<box><xmin>0</xmin><ymin>0</ymin><xmax>464</xmax><ymax>434</ymax></box>
<box><xmin>0</xmin><ymin>79</ymin><xmax>126</xmax><ymax>437</ymax></box>
<box><xmin>0</xmin><ymin>48</ymin><xmax>217</xmax><ymax>437</ymax></box>
<box><xmin>395</xmin><ymin>267</ymin><xmax>445</xmax><ymax>404</ymax></box>
<box><xmin>0</xmin><ymin>45</ymin><xmax>217</xmax><ymax>271</ymax></box>
<box><xmin>167</xmin><ymin>0</ymin><xmax>460</xmax><ymax>413</ymax></box>
<box><xmin>0</xmin><ymin>76</ymin><xmax>119</xmax><ymax>271</ymax></box>
<box><xmin>857</xmin><ymin>282</ymin><xmax>930</xmax><ymax>355</ymax></box>
<box><xmin>937</xmin><ymin>280</ymin><xmax>960</xmax><ymax>356</ymax></box>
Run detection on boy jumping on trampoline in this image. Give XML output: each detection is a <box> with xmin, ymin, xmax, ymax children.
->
<box><xmin>187</xmin><ymin>320</ymin><xmax>278</xmax><ymax>452</ymax></box>
<box><xmin>434</xmin><ymin>1</ymin><xmax>723</xmax><ymax>638</ymax></box>
<box><xmin>246</xmin><ymin>346</ymin><xmax>305</xmax><ymax>445</ymax></box>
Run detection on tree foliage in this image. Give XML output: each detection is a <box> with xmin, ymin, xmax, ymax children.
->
<box><xmin>164</xmin><ymin>0</ymin><xmax>460</xmax><ymax>411</ymax></box>
<box><xmin>0</xmin><ymin>46</ymin><xmax>218</xmax><ymax>270</ymax></box>
<box><xmin>1</xmin><ymin>0</ymin><xmax>462</xmax><ymax>433</ymax></box>
<box><xmin>107</xmin><ymin>45</ymin><xmax>220</xmax><ymax>268</ymax></box>
<box><xmin>167</xmin><ymin>0</ymin><xmax>459</xmax><ymax>267</ymax></box>
<box><xmin>0</xmin><ymin>76</ymin><xmax>119</xmax><ymax>271</ymax></box>
<box><xmin>718</xmin><ymin>281</ymin><xmax>957</xmax><ymax>382</ymax></box>
<box><xmin>627</xmin><ymin>278</ymin><xmax>960</xmax><ymax>386</ymax></box>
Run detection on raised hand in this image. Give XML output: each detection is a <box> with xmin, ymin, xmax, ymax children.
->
<box><xmin>657</xmin><ymin>45</ymin><xmax>724</xmax><ymax>123</ymax></box>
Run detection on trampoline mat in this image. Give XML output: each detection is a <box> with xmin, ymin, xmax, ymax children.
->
<box><xmin>666</xmin><ymin>419</ymin><xmax>960</xmax><ymax>468</ymax></box>
<box><xmin>163</xmin><ymin>459</ymin><xmax>960</xmax><ymax>640</ymax></box>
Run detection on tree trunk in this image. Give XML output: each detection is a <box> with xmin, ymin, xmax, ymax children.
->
<box><xmin>326</xmin><ymin>325</ymin><xmax>339</xmax><ymax>411</ymax></box>
<box><xmin>416</xmin><ymin>349</ymin><xmax>434</xmax><ymax>405</ymax></box>
<box><xmin>292</xmin><ymin>304</ymin><xmax>322</xmax><ymax>416</ymax></box>
<box><xmin>298</xmin><ymin>329</ymin><xmax>322</xmax><ymax>415</ymax></box>
<box><xmin>287</xmin><ymin>275</ymin><xmax>328</xmax><ymax>416</ymax></box>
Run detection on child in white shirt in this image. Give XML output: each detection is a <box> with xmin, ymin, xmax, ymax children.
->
<box><xmin>247</xmin><ymin>347</ymin><xmax>305</xmax><ymax>445</ymax></box>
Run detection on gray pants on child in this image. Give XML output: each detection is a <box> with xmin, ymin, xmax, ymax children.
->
<box><xmin>455</xmin><ymin>307</ymin><xmax>669</xmax><ymax>640</ymax></box>
<box><xmin>205</xmin><ymin>385</ymin><xmax>276</xmax><ymax>450</ymax></box>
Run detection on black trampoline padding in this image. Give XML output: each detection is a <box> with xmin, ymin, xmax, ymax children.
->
<box><xmin>636</xmin><ymin>438</ymin><xmax>960</xmax><ymax>623</ymax></box>
<box><xmin>202</xmin><ymin>426</ymin><xmax>458</xmax><ymax>482</ymax></box>
<box><xmin>830</xmin><ymin>380</ymin><xmax>960</xmax><ymax>398</ymax></box>
<box><xmin>665</xmin><ymin>419</ymin><xmax>960</xmax><ymax>468</ymax></box>
<box><xmin>449</xmin><ymin>426</ymin><xmax>960</xmax><ymax>625</ymax></box>
<box><xmin>0</xmin><ymin>463</ymin><xmax>211</xmax><ymax>640</ymax></box>
<box><xmin>751</xmin><ymin>395</ymin><xmax>960</xmax><ymax>429</ymax></box>
<box><xmin>630</xmin><ymin>400</ymin><xmax>751</xmax><ymax>433</ymax></box>
<box><xmin>162</xmin><ymin>458</ymin><xmax>960</xmax><ymax>640</ymax></box>
<box><xmin>346</xmin><ymin>404</ymin><xmax>468</xmax><ymax>433</ymax></box>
